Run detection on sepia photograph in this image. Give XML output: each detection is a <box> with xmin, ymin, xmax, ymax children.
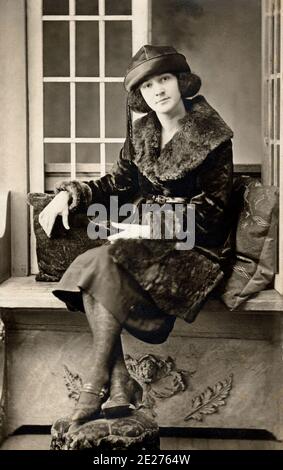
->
<box><xmin>0</xmin><ymin>0</ymin><xmax>282</xmax><ymax>460</ymax></box>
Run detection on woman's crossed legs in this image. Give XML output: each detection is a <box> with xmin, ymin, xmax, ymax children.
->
<box><xmin>70</xmin><ymin>292</ymin><xmax>142</xmax><ymax>427</ymax></box>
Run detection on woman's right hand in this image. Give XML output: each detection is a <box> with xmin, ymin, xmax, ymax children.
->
<box><xmin>38</xmin><ymin>191</ymin><xmax>70</xmax><ymax>238</ymax></box>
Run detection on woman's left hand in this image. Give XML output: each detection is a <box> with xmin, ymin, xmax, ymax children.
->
<box><xmin>107</xmin><ymin>221</ymin><xmax>150</xmax><ymax>242</ymax></box>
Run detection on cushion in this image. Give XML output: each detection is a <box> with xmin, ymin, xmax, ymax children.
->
<box><xmin>50</xmin><ymin>411</ymin><xmax>160</xmax><ymax>450</ymax></box>
<box><xmin>221</xmin><ymin>177</ymin><xmax>279</xmax><ymax>310</ymax></box>
<box><xmin>28</xmin><ymin>193</ymin><xmax>106</xmax><ymax>281</ymax></box>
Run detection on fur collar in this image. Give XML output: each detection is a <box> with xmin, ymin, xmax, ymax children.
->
<box><xmin>132</xmin><ymin>95</ymin><xmax>233</xmax><ymax>184</ymax></box>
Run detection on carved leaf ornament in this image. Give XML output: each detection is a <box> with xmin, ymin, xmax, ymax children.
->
<box><xmin>63</xmin><ymin>365</ymin><xmax>83</xmax><ymax>401</ymax></box>
<box><xmin>184</xmin><ymin>374</ymin><xmax>233</xmax><ymax>422</ymax></box>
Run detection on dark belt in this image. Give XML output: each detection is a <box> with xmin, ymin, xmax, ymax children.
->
<box><xmin>145</xmin><ymin>195</ymin><xmax>187</xmax><ymax>205</ymax></box>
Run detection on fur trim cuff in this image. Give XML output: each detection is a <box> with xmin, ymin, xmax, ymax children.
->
<box><xmin>54</xmin><ymin>180</ymin><xmax>92</xmax><ymax>211</ymax></box>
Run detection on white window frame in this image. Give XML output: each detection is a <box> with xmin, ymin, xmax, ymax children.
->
<box><xmin>27</xmin><ymin>0</ymin><xmax>151</xmax><ymax>273</ymax></box>
<box><xmin>262</xmin><ymin>0</ymin><xmax>283</xmax><ymax>294</ymax></box>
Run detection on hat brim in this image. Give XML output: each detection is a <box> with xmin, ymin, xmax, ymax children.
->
<box><xmin>124</xmin><ymin>53</ymin><xmax>190</xmax><ymax>92</ymax></box>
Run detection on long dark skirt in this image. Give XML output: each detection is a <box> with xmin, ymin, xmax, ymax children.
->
<box><xmin>52</xmin><ymin>244</ymin><xmax>176</xmax><ymax>344</ymax></box>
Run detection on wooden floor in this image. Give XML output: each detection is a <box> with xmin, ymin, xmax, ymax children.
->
<box><xmin>0</xmin><ymin>435</ymin><xmax>51</xmax><ymax>450</ymax></box>
<box><xmin>161</xmin><ymin>437</ymin><xmax>283</xmax><ymax>450</ymax></box>
<box><xmin>0</xmin><ymin>435</ymin><xmax>282</xmax><ymax>450</ymax></box>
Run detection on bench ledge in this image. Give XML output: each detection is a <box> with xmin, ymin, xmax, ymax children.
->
<box><xmin>0</xmin><ymin>276</ymin><xmax>283</xmax><ymax>313</ymax></box>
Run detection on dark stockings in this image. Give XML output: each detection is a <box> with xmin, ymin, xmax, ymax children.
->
<box><xmin>71</xmin><ymin>292</ymin><xmax>142</xmax><ymax>425</ymax></box>
<box><xmin>83</xmin><ymin>291</ymin><xmax>122</xmax><ymax>388</ymax></box>
<box><xmin>71</xmin><ymin>292</ymin><xmax>121</xmax><ymax>425</ymax></box>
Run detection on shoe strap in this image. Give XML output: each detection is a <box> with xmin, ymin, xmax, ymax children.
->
<box><xmin>82</xmin><ymin>383</ymin><xmax>107</xmax><ymax>398</ymax></box>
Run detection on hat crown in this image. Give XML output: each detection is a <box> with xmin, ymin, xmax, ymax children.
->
<box><xmin>124</xmin><ymin>44</ymin><xmax>191</xmax><ymax>92</ymax></box>
<box><xmin>127</xmin><ymin>45</ymin><xmax>178</xmax><ymax>74</ymax></box>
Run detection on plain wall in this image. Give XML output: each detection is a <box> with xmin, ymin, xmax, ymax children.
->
<box><xmin>152</xmin><ymin>0</ymin><xmax>262</xmax><ymax>164</ymax></box>
<box><xmin>0</xmin><ymin>0</ymin><xmax>29</xmax><ymax>275</ymax></box>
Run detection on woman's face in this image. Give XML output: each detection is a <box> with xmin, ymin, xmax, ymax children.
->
<box><xmin>139</xmin><ymin>73</ymin><xmax>182</xmax><ymax>115</ymax></box>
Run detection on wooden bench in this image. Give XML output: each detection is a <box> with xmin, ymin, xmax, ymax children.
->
<box><xmin>0</xmin><ymin>190</ymin><xmax>283</xmax><ymax>447</ymax></box>
<box><xmin>1</xmin><ymin>275</ymin><xmax>283</xmax><ymax>312</ymax></box>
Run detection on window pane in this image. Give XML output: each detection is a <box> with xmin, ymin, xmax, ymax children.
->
<box><xmin>271</xmin><ymin>15</ymin><xmax>274</xmax><ymax>74</ymax></box>
<box><xmin>76</xmin><ymin>0</ymin><xmax>98</xmax><ymax>15</ymax></box>
<box><xmin>43</xmin><ymin>0</ymin><xmax>69</xmax><ymax>15</ymax></box>
<box><xmin>76</xmin><ymin>144</ymin><xmax>100</xmax><ymax>163</ymax></box>
<box><xmin>105</xmin><ymin>0</ymin><xmax>131</xmax><ymax>15</ymax></box>
<box><xmin>105</xmin><ymin>84</ymin><xmax>127</xmax><ymax>138</ymax></box>
<box><xmin>276</xmin><ymin>145</ymin><xmax>280</xmax><ymax>187</ymax></box>
<box><xmin>76</xmin><ymin>22</ymin><xmax>99</xmax><ymax>76</ymax></box>
<box><xmin>43</xmin><ymin>22</ymin><xmax>69</xmax><ymax>76</ymax></box>
<box><xmin>105</xmin><ymin>144</ymin><xmax>123</xmax><ymax>171</ymax></box>
<box><xmin>45</xmin><ymin>174</ymin><xmax>71</xmax><ymax>193</ymax></box>
<box><xmin>44</xmin><ymin>144</ymin><xmax>70</xmax><ymax>163</ymax></box>
<box><xmin>105</xmin><ymin>22</ymin><xmax>132</xmax><ymax>76</ymax></box>
<box><xmin>76</xmin><ymin>83</ymin><xmax>100</xmax><ymax>137</ymax></box>
<box><xmin>44</xmin><ymin>83</ymin><xmax>70</xmax><ymax>137</ymax></box>
<box><xmin>278</xmin><ymin>9</ymin><xmax>281</xmax><ymax>72</ymax></box>
<box><xmin>271</xmin><ymin>145</ymin><xmax>274</xmax><ymax>186</ymax></box>
<box><xmin>277</xmin><ymin>78</ymin><xmax>280</xmax><ymax>140</ymax></box>
<box><xmin>271</xmin><ymin>79</ymin><xmax>274</xmax><ymax>139</ymax></box>
<box><xmin>265</xmin><ymin>16</ymin><xmax>271</xmax><ymax>74</ymax></box>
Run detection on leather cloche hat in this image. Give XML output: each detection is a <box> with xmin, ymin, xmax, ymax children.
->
<box><xmin>124</xmin><ymin>45</ymin><xmax>191</xmax><ymax>92</ymax></box>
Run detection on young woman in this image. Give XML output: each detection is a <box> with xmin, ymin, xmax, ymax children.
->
<box><xmin>39</xmin><ymin>45</ymin><xmax>234</xmax><ymax>427</ymax></box>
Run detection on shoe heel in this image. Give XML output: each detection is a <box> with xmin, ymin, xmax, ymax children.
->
<box><xmin>102</xmin><ymin>398</ymin><xmax>133</xmax><ymax>419</ymax></box>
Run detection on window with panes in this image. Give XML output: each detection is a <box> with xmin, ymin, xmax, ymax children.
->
<box><xmin>262</xmin><ymin>0</ymin><xmax>283</xmax><ymax>293</ymax></box>
<box><xmin>27</xmin><ymin>0</ymin><xmax>151</xmax><ymax>272</ymax></box>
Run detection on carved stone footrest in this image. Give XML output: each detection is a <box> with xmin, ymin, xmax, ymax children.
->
<box><xmin>50</xmin><ymin>411</ymin><xmax>160</xmax><ymax>451</ymax></box>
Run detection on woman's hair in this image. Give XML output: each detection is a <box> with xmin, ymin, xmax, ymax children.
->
<box><xmin>127</xmin><ymin>72</ymin><xmax>201</xmax><ymax>114</ymax></box>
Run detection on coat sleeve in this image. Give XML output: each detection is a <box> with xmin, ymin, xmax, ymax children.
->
<box><xmin>190</xmin><ymin>139</ymin><xmax>234</xmax><ymax>246</ymax></box>
<box><xmin>54</xmin><ymin>137</ymin><xmax>139</xmax><ymax>211</ymax></box>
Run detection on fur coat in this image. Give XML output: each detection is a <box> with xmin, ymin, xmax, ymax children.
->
<box><xmin>56</xmin><ymin>96</ymin><xmax>234</xmax><ymax>323</ymax></box>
